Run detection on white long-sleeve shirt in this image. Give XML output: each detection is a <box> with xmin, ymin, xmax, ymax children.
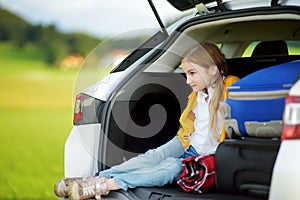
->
<box><xmin>189</xmin><ymin>87</ymin><xmax>222</xmax><ymax>155</ymax></box>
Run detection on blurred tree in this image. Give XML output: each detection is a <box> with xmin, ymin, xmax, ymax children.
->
<box><xmin>0</xmin><ymin>7</ymin><xmax>28</xmax><ymax>46</ymax></box>
<box><xmin>26</xmin><ymin>25</ymin><xmax>43</xmax><ymax>42</ymax></box>
<box><xmin>0</xmin><ymin>7</ymin><xmax>101</xmax><ymax>66</ymax></box>
<box><xmin>65</xmin><ymin>33</ymin><xmax>101</xmax><ymax>56</ymax></box>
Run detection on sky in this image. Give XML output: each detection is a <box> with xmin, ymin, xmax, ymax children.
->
<box><xmin>0</xmin><ymin>0</ymin><xmax>184</xmax><ymax>38</ymax></box>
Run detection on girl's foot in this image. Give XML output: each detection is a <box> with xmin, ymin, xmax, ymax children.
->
<box><xmin>69</xmin><ymin>177</ymin><xmax>109</xmax><ymax>200</ymax></box>
<box><xmin>54</xmin><ymin>177</ymin><xmax>82</xmax><ymax>197</ymax></box>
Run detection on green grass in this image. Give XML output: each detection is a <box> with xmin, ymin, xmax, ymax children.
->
<box><xmin>0</xmin><ymin>42</ymin><xmax>78</xmax><ymax>199</ymax></box>
<box><xmin>1</xmin><ymin>40</ymin><xmax>299</xmax><ymax>199</ymax></box>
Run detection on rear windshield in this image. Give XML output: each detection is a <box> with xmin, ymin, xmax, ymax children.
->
<box><xmin>242</xmin><ymin>40</ymin><xmax>300</xmax><ymax>57</ymax></box>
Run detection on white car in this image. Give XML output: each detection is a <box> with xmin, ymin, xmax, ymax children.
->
<box><xmin>269</xmin><ymin>79</ymin><xmax>300</xmax><ymax>200</ymax></box>
<box><xmin>62</xmin><ymin>0</ymin><xmax>300</xmax><ymax>199</ymax></box>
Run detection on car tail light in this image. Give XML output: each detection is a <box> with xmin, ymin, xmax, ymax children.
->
<box><xmin>73</xmin><ymin>93</ymin><xmax>105</xmax><ymax>125</ymax></box>
<box><xmin>281</xmin><ymin>95</ymin><xmax>300</xmax><ymax>140</ymax></box>
<box><xmin>73</xmin><ymin>94</ymin><xmax>83</xmax><ymax>124</ymax></box>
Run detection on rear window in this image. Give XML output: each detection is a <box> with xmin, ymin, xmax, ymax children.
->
<box><xmin>242</xmin><ymin>41</ymin><xmax>300</xmax><ymax>57</ymax></box>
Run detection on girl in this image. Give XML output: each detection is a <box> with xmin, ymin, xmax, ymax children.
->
<box><xmin>54</xmin><ymin>42</ymin><xmax>239</xmax><ymax>200</ymax></box>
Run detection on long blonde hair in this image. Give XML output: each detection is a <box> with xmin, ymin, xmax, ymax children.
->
<box><xmin>183</xmin><ymin>42</ymin><xmax>228</xmax><ymax>141</ymax></box>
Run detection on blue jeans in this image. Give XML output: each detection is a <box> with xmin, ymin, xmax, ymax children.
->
<box><xmin>98</xmin><ymin>136</ymin><xmax>198</xmax><ymax>191</ymax></box>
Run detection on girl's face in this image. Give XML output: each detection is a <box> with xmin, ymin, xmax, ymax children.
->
<box><xmin>181</xmin><ymin>60</ymin><xmax>208</xmax><ymax>92</ymax></box>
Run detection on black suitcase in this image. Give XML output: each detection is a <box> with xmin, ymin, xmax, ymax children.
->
<box><xmin>215</xmin><ymin>138</ymin><xmax>280</xmax><ymax>198</ymax></box>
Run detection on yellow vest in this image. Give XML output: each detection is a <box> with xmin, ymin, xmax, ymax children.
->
<box><xmin>177</xmin><ymin>75</ymin><xmax>240</xmax><ymax>149</ymax></box>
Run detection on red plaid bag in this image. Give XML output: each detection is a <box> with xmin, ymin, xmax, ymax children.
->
<box><xmin>177</xmin><ymin>155</ymin><xmax>215</xmax><ymax>193</ymax></box>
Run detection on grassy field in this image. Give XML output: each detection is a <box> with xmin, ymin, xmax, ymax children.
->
<box><xmin>0</xmin><ymin>42</ymin><xmax>78</xmax><ymax>199</ymax></box>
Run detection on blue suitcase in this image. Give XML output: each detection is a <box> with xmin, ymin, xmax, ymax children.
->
<box><xmin>222</xmin><ymin>59</ymin><xmax>300</xmax><ymax>137</ymax></box>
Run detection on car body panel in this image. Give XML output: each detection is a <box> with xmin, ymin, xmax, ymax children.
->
<box><xmin>289</xmin><ymin>78</ymin><xmax>300</xmax><ymax>96</ymax></box>
<box><xmin>269</xmin><ymin>79</ymin><xmax>300</xmax><ymax>200</ymax></box>
<box><xmin>64</xmin><ymin>124</ymin><xmax>101</xmax><ymax>177</ymax></box>
<box><xmin>81</xmin><ymin>71</ymin><xmax>124</xmax><ymax>102</ymax></box>
<box><xmin>269</xmin><ymin>140</ymin><xmax>300</xmax><ymax>200</ymax></box>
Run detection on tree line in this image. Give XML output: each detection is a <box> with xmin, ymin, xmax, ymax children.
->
<box><xmin>0</xmin><ymin>7</ymin><xmax>101</xmax><ymax>66</ymax></box>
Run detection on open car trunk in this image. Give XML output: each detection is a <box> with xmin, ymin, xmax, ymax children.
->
<box><xmin>94</xmin><ymin>2</ymin><xmax>300</xmax><ymax>199</ymax></box>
